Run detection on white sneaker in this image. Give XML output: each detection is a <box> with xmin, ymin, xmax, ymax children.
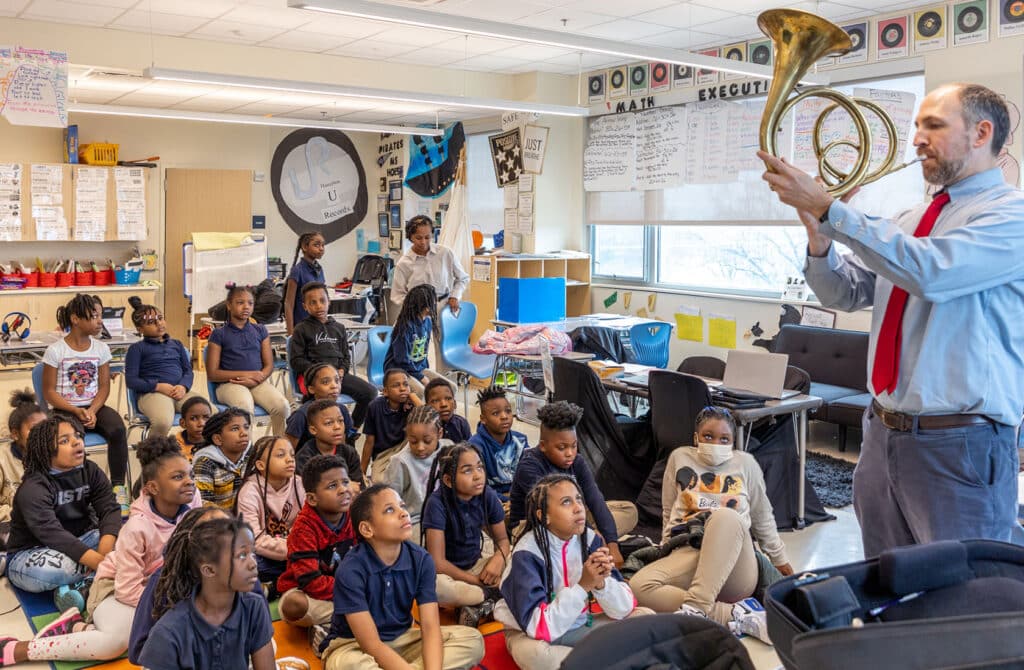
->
<box><xmin>676</xmin><ymin>603</ymin><xmax>708</xmax><ymax>618</ymax></box>
<box><xmin>731</xmin><ymin>597</ymin><xmax>772</xmax><ymax>645</ymax></box>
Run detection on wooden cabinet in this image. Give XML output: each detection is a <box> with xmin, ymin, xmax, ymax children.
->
<box><xmin>0</xmin><ymin>285</ymin><xmax>159</xmax><ymax>334</ymax></box>
<box><xmin>467</xmin><ymin>253</ymin><xmax>591</xmax><ymax>343</ymax></box>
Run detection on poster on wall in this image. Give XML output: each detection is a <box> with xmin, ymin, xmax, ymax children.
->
<box><xmin>629</xmin><ymin>63</ymin><xmax>649</xmax><ymax>96</ymax></box>
<box><xmin>722</xmin><ymin>42</ymin><xmax>746</xmax><ymax>81</ymax></box>
<box><xmin>953</xmin><ymin>0</ymin><xmax>989</xmax><ymax>45</ymax></box>
<box><xmin>588</xmin><ymin>73</ymin><xmax>606</xmax><ymax>103</ymax></box>
<box><xmin>696</xmin><ymin>48</ymin><xmax>720</xmax><ymax>86</ymax></box>
<box><xmin>521</xmin><ymin>125</ymin><xmax>549</xmax><ymax>175</ymax></box>
<box><xmin>747</xmin><ymin>38</ymin><xmax>772</xmax><ymax>67</ymax></box>
<box><xmin>0</xmin><ymin>46</ymin><xmax>68</xmax><ymax>128</ymax></box>
<box><xmin>609</xmin><ymin>67</ymin><xmax>627</xmax><ymax>98</ymax></box>
<box><xmin>649</xmin><ymin>62</ymin><xmax>670</xmax><ymax>92</ymax></box>
<box><xmin>876</xmin><ymin>16</ymin><xmax>909</xmax><ymax>59</ymax></box>
<box><xmin>270</xmin><ymin>129</ymin><xmax>368</xmax><ymax>244</ymax></box>
<box><xmin>488</xmin><ymin>129</ymin><xmax>523</xmax><ymax>187</ymax></box>
<box><xmin>404</xmin><ymin>122</ymin><xmax>465</xmax><ymax>198</ymax></box>
<box><xmin>837</xmin><ymin>22</ymin><xmax>869</xmax><ymax>64</ymax></box>
<box><xmin>998</xmin><ymin>0</ymin><xmax>1024</xmax><ymax>36</ymax></box>
<box><xmin>672</xmin><ymin>64</ymin><xmax>694</xmax><ymax>89</ymax></box>
<box><xmin>913</xmin><ymin>5</ymin><xmax>947</xmax><ymax>52</ymax></box>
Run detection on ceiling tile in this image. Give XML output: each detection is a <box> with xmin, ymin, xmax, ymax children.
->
<box><xmin>388</xmin><ymin>47</ymin><xmax>471</xmax><ymax>67</ymax></box>
<box><xmin>326</xmin><ymin>38</ymin><xmax>419</xmax><ymax>59</ymax></box>
<box><xmin>110</xmin><ymin>91</ymin><xmax>201</xmax><ymax>105</ymax></box>
<box><xmin>515</xmin><ymin>6</ymin><xmax>615</xmax><ymax>31</ymax></box>
<box><xmin>632</xmin><ymin>3</ymin><xmax>738</xmax><ymax>29</ymax></box>
<box><xmin>432</xmin><ymin>35</ymin><xmax>524</xmax><ymax>55</ymax></box>
<box><xmin>218</xmin><ymin>4</ymin><xmax>315</xmax><ymax>30</ymax></box>
<box><xmin>295</xmin><ymin>13</ymin><xmax>390</xmax><ymax>38</ymax></box>
<box><xmin>258</xmin><ymin>29</ymin><xmax>354</xmax><ymax>52</ymax></box>
<box><xmin>22</xmin><ymin>0</ymin><xmax>127</xmax><ymax>26</ymax></box>
<box><xmin>445</xmin><ymin>0</ymin><xmax>551</xmax><ymax>22</ymax></box>
<box><xmin>640</xmin><ymin>28</ymin><xmax>729</xmax><ymax>48</ymax></box>
<box><xmin>228</xmin><ymin>101</ymin><xmax>310</xmax><ymax>115</ymax></box>
<box><xmin>73</xmin><ymin>0</ymin><xmax>136</xmax><ymax>7</ymax></box>
<box><xmin>369</xmin><ymin>25</ymin><xmax>460</xmax><ymax>47</ymax></box>
<box><xmin>786</xmin><ymin>1</ymin><xmax>875</xmax><ymax>21</ymax></box>
<box><xmin>487</xmin><ymin>43</ymin><xmax>575</xmax><ymax>60</ymax></box>
<box><xmin>0</xmin><ymin>0</ymin><xmax>30</xmax><ymax>16</ymax></box>
<box><xmin>688</xmin><ymin>0</ymin><xmax>776</xmax><ymax>13</ymax></box>
<box><xmin>561</xmin><ymin>0</ymin><xmax>676</xmax><ymax>19</ymax></box>
<box><xmin>582</xmin><ymin>18</ymin><xmax>676</xmax><ymax>40</ymax></box>
<box><xmin>69</xmin><ymin>89</ymin><xmax>122</xmax><ymax>104</ymax></box>
<box><xmin>108</xmin><ymin>10</ymin><xmax>210</xmax><ymax>35</ymax></box>
<box><xmin>542</xmin><ymin>51</ymin><xmax>623</xmax><ymax>67</ymax></box>
<box><xmin>456</xmin><ymin>53</ymin><xmax>534</xmax><ymax>71</ymax></box>
<box><xmin>139</xmin><ymin>0</ymin><xmax>236</xmax><ymax>19</ymax></box>
<box><xmin>191</xmin><ymin>19</ymin><xmax>288</xmax><ymax>43</ymax></box>
<box><xmin>697</xmin><ymin>14</ymin><xmax>760</xmax><ymax>39</ymax></box>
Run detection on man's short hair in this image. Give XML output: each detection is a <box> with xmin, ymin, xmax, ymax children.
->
<box><xmin>956</xmin><ymin>83</ymin><xmax>1010</xmax><ymax>156</ymax></box>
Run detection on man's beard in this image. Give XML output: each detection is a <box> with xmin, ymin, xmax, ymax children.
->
<box><xmin>923</xmin><ymin>154</ymin><xmax>967</xmax><ymax>185</ymax></box>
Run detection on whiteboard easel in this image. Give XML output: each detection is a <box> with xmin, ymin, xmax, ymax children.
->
<box><xmin>183</xmin><ymin>234</ymin><xmax>268</xmax><ymax>351</ymax></box>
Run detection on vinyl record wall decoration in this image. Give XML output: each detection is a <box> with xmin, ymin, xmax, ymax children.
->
<box><xmin>722</xmin><ymin>42</ymin><xmax>746</xmax><ymax>80</ymax></box>
<box><xmin>609</xmin><ymin>67</ymin><xmax>627</xmax><ymax>98</ymax></box>
<box><xmin>629</xmin><ymin>63</ymin><xmax>649</xmax><ymax>95</ymax></box>
<box><xmin>913</xmin><ymin>6</ymin><xmax>947</xmax><ymax>51</ymax></box>
<box><xmin>650</xmin><ymin>62</ymin><xmax>670</xmax><ymax>92</ymax></box>
<box><xmin>999</xmin><ymin>0</ymin><xmax>1024</xmax><ymax>36</ymax></box>
<box><xmin>672</xmin><ymin>64</ymin><xmax>694</xmax><ymax>88</ymax></box>
<box><xmin>876</xmin><ymin>16</ymin><xmax>909</xmax><ymax>59</ymax></box>
<box><xmin>588</xmin><ymin>73</ymin><xmax>606</xmax><ymax>103</ymax></box>
<box><xmin>696</xmin><ymin>47</ymin><xmax>720</xmax><ymax>86</ymax></box>
<box><xmin>748</xmin><ymin>39</ymin><xmax>772</xmax><ymax>66</ymax></box>
<box><xmin>953</xmin><ymin>0</ymin><xmax>988</xmax><ymax>45</ymax></box>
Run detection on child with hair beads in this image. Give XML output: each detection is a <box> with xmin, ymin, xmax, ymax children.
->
<box><xmin>468</xmin><ymin>386</ymin><xmax>527</xmax><ymax>500</ymax></box>
<box><xmin>206</xmin><ymin>285</ymin><xmax>290</xmax><ymax>435</ymax></box>
<box><xmin>385</xmin><ymin>284</ymin><xmax>439</xmax><ymax>396</ymax></box>
<box><xmin>277</xmin><ymin>455</ymin><xmax>355</xmax><ymax>654</ymax></box>
<box><xmin>174</xmin><ymin>396</ymin><xmax>212</xmax><ymax>460</ymax></box>
<box><xmin>236</xmin><ymin>436</ymin><xmax>305</xmax><ymax>596</ymax></box>
<box><xmin>509</xmin><ymin>401</ymin><xmax>636</xmax><ymax>566</ymax></box>
<box><xmin>495</xmin><ymin>474</ymin><xmax>649</xmax><ymax>670</ymax></box>
<box><xmin>320</xmin><ymin>484</ymin><xmax>484</xmax><ymax>670</ymax></box>
<box><xmin>193</xmin><ymin>407</ymin><xmax>251</xmax><ymax>511</ymax></box>
<box><xmin>1</xmin><ymin>391</ymin><xmax>45</xmax><ymax>535</ymax></box>
<box><xmin>43</xmin><ymin>293</ymin><xmax>130</xmax><ymax>506</ymax></box>
<box><xmin>286</xmin><ymin>363</ymin><xmax>356</xmax><ymax>448</ymax></box>
<box><xmin>630</xmin><ymin>406</ymin><xmax>793</xmax><ymax>644</ymax></box>
<box><xmin>422</xmin><ymin>443</ymin><xmax>509</xmax><ymax>628</ymax></box>
<box><xmin>137</xmin><ymin>516</ymin><xmax>275</xmax><ymax>670</ymax></box>
<box><xmin>424</xmin><ymin>378</ymin><xmax>471</xmax><ymax>443</ymax></box>
<box><xmin>0</xmin><ymin>437</ymin><xmax>200</xmax><ymax>665</ymax></box>
<box><xmin>284</xmin><ymin>232</ymin><xmax>326</xmax><ymax>335</ymax></box>
<box><xmin>289</xmin><ymin>282</ymin><xmax>378</xmax><ymax>427</ymax></box>
<box><xmin>361</xmin><ymin>369</ymin><xmax>422</xmax><ymax>477</ymax></box>
<box><xmin>381</xmin><ymin>406</ymin><xmax>449</xmax><ymax>538</ymax></box>
<box><xmin>124</xmin><ymin>297</ymin><xmax>199</xmax><ymax>438</ymax></box>
<box><xmin>5</xmin><ymin>416</ymin><xmax>120</xmax><ymax>609</ymax></box>
<box><xmin>295</xmin><ymin>399</ymin><xmax>364</xmax><ymax>486</ymax></box>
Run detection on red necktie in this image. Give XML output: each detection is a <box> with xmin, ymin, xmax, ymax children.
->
<box><xmin>870</xmin><ymin>191</ymin><xmax>951</xmax><ymax>395</ymax></box>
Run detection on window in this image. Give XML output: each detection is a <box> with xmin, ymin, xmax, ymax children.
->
<box><xmin>466</xmin><ymin>132</ymin><xmax>504</xmax><ymax>237</ymax></box>
<box><xmin>589</xmin><ymin>72</ymin><xmax>925</xmax><ymax>296</ymax></box>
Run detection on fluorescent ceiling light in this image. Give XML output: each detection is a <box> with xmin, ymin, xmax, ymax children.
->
<box><xmin>146</xmin><ymin>67</ymin><xmax>589</xmax><ymax>117</ymax></box>
<box><xmin>67</xmin><ymin>103</ymin><xmax>434</xmax><ymax>135</ymax></box>
<box><xmin>288</xmin><ymin>0</ymin><xmax>829</xmax><ymax>86</ymax></box>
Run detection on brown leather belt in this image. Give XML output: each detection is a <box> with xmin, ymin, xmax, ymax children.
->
<box><xmin>871</xmin><ymin>400</ymin><xmax>992</xmax><ymax>432</ymax></box>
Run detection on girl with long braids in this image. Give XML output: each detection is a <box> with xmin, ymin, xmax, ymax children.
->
<box><xmin>421</xmin><ymin>442</ymin><xmax>508</xmax><ymax>628</ymax></box>
<box><xmin>137</xmin><ymin>516</ymin><xmax>275</xmax><ymax>669</ymax></box>
<box><xmin>235</xmin><ymin>435</ymin><xmax>304</xmax><ymax>596</ymax></box>
<box><xmin>43</xmin><ymin>293</ymin><xmax>130</xmax><ymax>511</ymax></box>
<box><xmin>383</xmin><ymin>283</ymin><xmax>439</xmax><ymax>396</ymax></box>
<box><xmin>4</xmin><ymin>416</ymin><xmax>120</xmax><ymax>609</ymax></box>
<box><xmin>494</xmin><ymin>474</ymin><xmax>647</xmax><ymax>670</ymax></box>
<box><xmin>283</xmin><ymin>231</ymin><xmax>326</xmax><ymax>335</ymax></box>
<box><xmin>380</xmin><ymin>405</ymin><xmax>448</xmax><ymax>537</ymax></box>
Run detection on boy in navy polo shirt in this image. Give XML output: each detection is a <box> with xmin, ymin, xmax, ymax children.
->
<box><xmin>320</xmin><ymin>484</ymin><xmax>484</xmax><ymax>670</ymax></box>
<box><xmin>361</xmin><ymin>369</ymin><xmax>422</xmax><ymax>478</ymax></box>
<box><xmin>425</xmin><ymin>378</ymin><xmax>472</xmax><ymax>443</ymax></box>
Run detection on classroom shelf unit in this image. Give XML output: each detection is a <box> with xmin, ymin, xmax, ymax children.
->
<box><xmin>467</xmin><ymin>253</ymin><xmax>591</xmax><ymax>343</ymax></box>
<box><xmin>0</xmin><ymin>285</ymin><xmax>158</xmax><ymax>334</ymax></box>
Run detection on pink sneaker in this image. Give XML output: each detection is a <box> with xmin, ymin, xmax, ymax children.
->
<box><xmin>34</xmin><ymin>608</ymin><xmax>83</xmax><ymax>640</ymax></box>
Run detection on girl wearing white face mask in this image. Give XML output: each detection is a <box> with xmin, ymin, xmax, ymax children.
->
<box><xmin>630</xmin><ymin>407</ymin><xmax>794</xmax><ymax>644</ymax></box>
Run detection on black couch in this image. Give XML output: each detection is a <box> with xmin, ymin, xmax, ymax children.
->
<box><xmin>773</xmin><ymin>324</ymin><xmax>870</xmax><ymax>451</ymax></box>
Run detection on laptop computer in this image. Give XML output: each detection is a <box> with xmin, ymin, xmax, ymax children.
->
<box><xmin>714</xmin><ymin>350</ymin><xmax>799</xmax><ymax>400</ymax></box>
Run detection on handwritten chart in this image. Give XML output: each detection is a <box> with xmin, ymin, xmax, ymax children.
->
<box><xmin>0</xmin><ymin>46</ymin><xmax>68</xmax><ymax>128</ymax></box>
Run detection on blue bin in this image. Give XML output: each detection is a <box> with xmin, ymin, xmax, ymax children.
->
<box><xmin>498</xmin><ymin>277</ymin><xmax>566</xmax><ymax>323</ymax></box>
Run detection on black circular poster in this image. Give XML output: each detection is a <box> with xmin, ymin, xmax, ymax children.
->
<box><xmin>271</xmin><ymin>128</ymin><xmax>368</xmax><ymax>244</ymax></box>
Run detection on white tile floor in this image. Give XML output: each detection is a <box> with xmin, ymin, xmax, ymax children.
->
<box><xmin>0</xmin><ymin>369</ymin><xmax>866</xmax><ymax>669</ymax></box>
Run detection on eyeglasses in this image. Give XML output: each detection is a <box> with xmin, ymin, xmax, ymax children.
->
<box><xmin>140</xmin><ymin>314</ymin><xmax>165</xmax><ymax>324</ymax></box>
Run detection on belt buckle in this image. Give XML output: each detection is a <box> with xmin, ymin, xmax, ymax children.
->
<box><xmin>879</xmin><ymin>407</ymin><xmax>911</xmax><ymax>432</ymax></box>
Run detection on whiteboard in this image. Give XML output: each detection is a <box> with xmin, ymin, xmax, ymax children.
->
<box><xmin>183</xmin><ymin>236</ymin><xmax>268</xmax><ymax>314</ymax></box>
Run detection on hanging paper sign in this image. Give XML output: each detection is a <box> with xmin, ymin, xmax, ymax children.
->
<box><xmin>521</xmin><ymin>125</ymin><xmax>549</xmax><ymax>175</ymax></box>
<box><xmin>488</xmin><ymin>129</ymin><xmax>523</xmax><ymax>187</ymax></box>
<box><xmin>0</xmin><ymin>46</ymin><xmax>68</xmax><ymax>128</ymax></box>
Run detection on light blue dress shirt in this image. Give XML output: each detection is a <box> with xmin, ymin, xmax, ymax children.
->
<box><xmin>804</xmin><ymin>168</ymin><xmax>1024</xmax><ymax>426</ymax></box>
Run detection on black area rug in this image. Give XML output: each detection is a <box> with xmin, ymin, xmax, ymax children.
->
<box><xmin>806</xmin><ymin>451</ymin><xmax>856</xmax><ymax>508</ymax></box>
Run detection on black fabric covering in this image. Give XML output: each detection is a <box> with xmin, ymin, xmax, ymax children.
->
<box><xmin>560</xmin><ymin>613</ymin><xmax>755</xmax><ymax>670</ymax></box>
<box><xmin>678</xmin><ymin>355</ymin><xmax>726</xmax><ymax>378</ymax></box>
<box><xmin>552</xmin><ymin>357</ymin><xmax>655</xmax><ymax>502</ymax></box>
<box><xmin>649</xmin><ymin>370</ymin><xmax>712</xmax><ymax>461</ymax></box>
<box><xmin>207</xmin><ymin>278</ymin><xmax>282</xmax><ymax>324</ymax></box>
<box><xmin>878</xmin><ymin>540</ymin><xmax>971</xmax><ymax>595</ymax></box>
<box><xmin>569</xmin><ymin>326</ymin><xmax>628</xmax><ymax>363</ymax></box>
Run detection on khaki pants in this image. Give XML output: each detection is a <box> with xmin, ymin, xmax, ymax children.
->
<box><xmin>322</xmin><ymin>625</ymin><xmax>483</xmax><ymax>670</ymax></box>
<box><xmin>215</xmin><ymin>379</ymin><xmax>290</xmax><ymax>435</ymax></box>
<box><xmin>280</xmin><ymin>587</ymin><xmax>334</xmax><ymax>627</ymax></box>
<box><xmin>136</xmin><ymin>391</ymin><xmax>204</xmax><ymax>438</ymax></box>
<box><xmin>504</xmin><ymin>607</ymin><xmax>654</xmax><ymax>670</ymax></box>
<box><xmin>607</xmin><ymin>501</ymin><xmax>638</xmax><ymax>538</ymax></box>
<box><xmin>436</xmin><ymin>554</ymin><xmax>491</xmax><ymax>608</ymax></box>
<box><xmin>630</xmin><ymin>507</ymin><xmax>758</xmax><ymax>623</ymax></box>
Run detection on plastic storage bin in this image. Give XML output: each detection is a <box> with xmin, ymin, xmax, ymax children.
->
<box><xmin>115</xmin><ymin>268</ymin><xmax>141</xmax><ymax>284</ymax></box>
<box><xmin>79</xmin><ymin>143</ymin><xmax>119</xmax><ymax>166</ymax></box>
<box><xmin>498</xmin><ymin>277</ymin><xmax>566</xmax><ymax>323</ymax></box>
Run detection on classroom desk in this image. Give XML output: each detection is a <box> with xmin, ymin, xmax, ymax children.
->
<box><xmin>0</xmin><ymin>331</ymin><xmax>141</xmax><ymax>367</ymax></box>
<box><xmin>603</xmin><ymin>366</ymin><xmax>823</xmax><ymax>529</ymax></box>
<box><xmin>491</xmin><ymin>313</ymin><xmax>659</xmax><ymax>333</ymax></box>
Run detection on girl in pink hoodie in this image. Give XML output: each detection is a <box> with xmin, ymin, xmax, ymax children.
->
<box><xmin>0</xmin><ymin>436</ymin><xmax>199</xmax><ymax>665</ymax></box>
<box><xmin>236</xmin><ymin>435</ymin><xmax>305</xmax><ymax>597</ymax></box>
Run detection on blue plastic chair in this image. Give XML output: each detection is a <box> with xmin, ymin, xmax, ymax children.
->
<box><xmin>629</xmin><ymin>321</ymin><xmax>673</xmax><ymax>369</ymax></box>
<box><xmin>285</xmin><ymin>335</ymin><xmax>355</xmax><ymax>404</ymax></box>
<box><xmin>125</xmin><ymin>385</ymin><xmax>182</xmax><ymax>443</ymax></box>
<box><xmin>203</xmin><ymin>346</ymin><xmax>270</xmax><ymax>427</ymax></box>
<box><xmin>439</xmin><ymin>302</ymin><xmax>495</xmax><ymax>414</ymax></box>
<box><xmin>366</xmin><ymin>326</ymin><xmax>393</xmax><ymax>388</ymax></box>
<box><xmin>31</xmin><ymin>362</ymin><xmax>110</xmax><ymax>456</ymax></box>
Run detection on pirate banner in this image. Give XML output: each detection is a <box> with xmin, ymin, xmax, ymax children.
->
<box><xmin>488</xmin><ymin>128</ymin><xmax>523</xmax><ymax>187</ymax></box>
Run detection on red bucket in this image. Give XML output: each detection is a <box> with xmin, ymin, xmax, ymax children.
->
<box><xmin>75</xmin><ymin>271</ymin><xmax>95</xmax><ymax>286</ymax></box>
<box><xmin>56</xmin><ymin>271</ymin><xmax>74</xmax><ymax>287</ymax></box>
<box><xmin>39</xmin><ymin>272</ymin><xmax>57</xmax><ymax>288</ymax></box>
<box><xmin>21</xmin><ymin>271</ymin><xmax>39</xmax><ymax>288</ymax></box>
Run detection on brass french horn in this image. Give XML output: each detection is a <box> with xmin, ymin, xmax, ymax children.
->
<box><xmin>758</xmin><ymin>9</ymin><xmax>916</xmax><ymax>196</ymax></box>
